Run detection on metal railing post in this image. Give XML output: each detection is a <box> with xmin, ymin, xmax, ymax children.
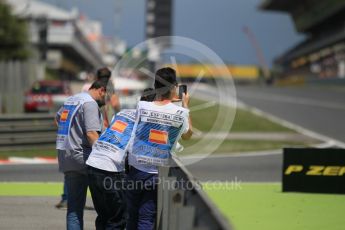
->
<box><xmin>156</xmin><ymin>158</ymin><xmax>232</xmax><ymax>230</ymax></box>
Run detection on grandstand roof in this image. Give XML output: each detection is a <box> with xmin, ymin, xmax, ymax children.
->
<box><xmin>6</xmin><ymin>0</ymin><xmax>77</xmax><ymax>21</ymax></box>
<box><xmin>260</xmin><ymin>0</ymin><xmax>345</xmax><ymax>33</ymax></box>
<box><xmin>259</xmin><ymin>0</ymin><xmax>298</xmax><ymax>12</ymax></box>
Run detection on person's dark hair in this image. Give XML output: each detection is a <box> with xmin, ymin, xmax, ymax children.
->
<box><xmin>96</xmin><ymin>67</ymin><xmax>111</xmax><ymax>81</ymax></box>
<box><xmin>154</xmin><ymin>67</ymin><xmax>177</xmax><ymax>99</ymax></box>
<box><xmin>89</xmin><ymin>79</ymin><xmax>107</xmax><ymax>91</ymax></box>
<box><xmin>140</xmin><ymin>88</ymin><xmax>156</xmax><ymax>102</ymax></box>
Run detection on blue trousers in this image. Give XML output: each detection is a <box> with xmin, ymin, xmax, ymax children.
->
<box><xmin>125</xmin><ymin>167</ymin><xmax>158</xmax><ymax>230</ymax></box>
<box><xmin>65</xmin><ymin>171</ymin><xmax>88</xmax><ymax>230</ymax></box>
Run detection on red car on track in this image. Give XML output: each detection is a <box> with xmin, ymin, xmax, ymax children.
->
<box><xmin>24</xmin><ymin>80</ymin><xmax>71</xmax><ymax>113</ymax></box>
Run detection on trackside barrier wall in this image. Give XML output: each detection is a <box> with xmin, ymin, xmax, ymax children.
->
<box><xmin>0</xmin><ymin>114</ymin><xmax>56</xmax><ymax>150</ymax></box>
<box><xmin>156</xmin><ymin>157</ymin><xmax>232</xmax><ymax>230</ymax></box>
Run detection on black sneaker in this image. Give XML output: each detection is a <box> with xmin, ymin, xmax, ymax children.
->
<box><xmin>55</xmin><ymin>200</ymin><xmax>67</xmax><ymax>210</ymax></box>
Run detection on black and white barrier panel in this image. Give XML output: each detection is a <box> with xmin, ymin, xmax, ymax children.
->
<box><xmin>156</xmin><ymin>158</ymin><xmax>232</xmax><ymax>230</ymax></box>
<box><xmin>283</xmin><ymin>148</ymin><xmax>345</xmax><ymax>194</ymax></box>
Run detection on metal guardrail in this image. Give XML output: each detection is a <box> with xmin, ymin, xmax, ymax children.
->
<box><xmin>157</xmin><ymin>157</ymin><xmax>232</xmax><ymax>230</ymax></box>
<box><xmin>0</xmin><ymin>114</ymin><xmax>56</xmax><ymax>150</ymax></box>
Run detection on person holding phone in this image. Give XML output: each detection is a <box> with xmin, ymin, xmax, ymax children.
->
<box><xmin>126</xmin><ymin>67</ymin><xmax>193</xmax><ymax>230</ymax></box>
<box><xmin>178</xmin><ymin>84</ymin><xmax>187</xmax><ymax>100</ymax></box>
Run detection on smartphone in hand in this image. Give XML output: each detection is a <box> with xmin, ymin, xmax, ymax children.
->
<box><xmin>178</xmin><ymin>85</ymin><xmax>187</xmax><ymax>99</ymax></box>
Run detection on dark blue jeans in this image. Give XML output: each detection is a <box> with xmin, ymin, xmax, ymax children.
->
<box><xmin>88</xmin><ymin>166</ymin><xmax>126</xmax><ymax>230</ymax></box>
<box><xmin>125</xmin><ymin>167</ymin><xmax>158</xmax><ymax>230</ymax></box>
<box><xmin>65</xmin><ymin>170</ymin><xmax>88</xmax><ymax>230</ymax></box>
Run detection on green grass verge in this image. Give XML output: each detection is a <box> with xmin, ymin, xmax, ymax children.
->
<box><xmin>204</xmin><ymin>183</ymin><xmax>345</xmax><ymax>230</ymax></box>
<box><xmin>0</xmin><ymin>149</ymin><xmax>56</xmax><ymax>159</ymax></box>
<box><xmin>0</xmin><ymin>182</ymin><xmax>91</xmax><ymax>197</ymax></box>
<box><xmin>189</xmin><ymin>98</ymin><xmax>294</xmax><ymax>133</ymax></box>
<box><xmin>0</xmin><ymin>182</ymin><xmax>62</xmax><ymax>196</ymax></box>
<box><xmin>232</xmin><ymin>109</ymin><xmax>294</xmax><ymax>133</ymax></box>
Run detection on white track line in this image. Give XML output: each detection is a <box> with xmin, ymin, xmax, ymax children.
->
<box><xmin>241</xmin><ymin>104</ymin><xmax>345</xmax><ymax>149</ymax></box>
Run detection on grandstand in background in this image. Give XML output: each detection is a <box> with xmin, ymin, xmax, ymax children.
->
<box><xmin>261</xmin><ymin>0</ymin><xmax>345</xmax><ymax>84</ymax></box>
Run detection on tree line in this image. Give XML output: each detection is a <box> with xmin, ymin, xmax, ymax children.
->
<box><xmin>0</xmin><ymin>1</ymin><xmax>30</xmax><ymax>60</ymax></box>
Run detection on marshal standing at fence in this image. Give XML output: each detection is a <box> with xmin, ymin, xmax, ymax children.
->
<box><xmin>126</xmin><ymin>67</ymin><xmax>193</xmax><ymax>230</ymax></box>
<box><xmin>56</xmin><ymin>80</ymin><xmax>107</xmax><ymax>230</ymax></box>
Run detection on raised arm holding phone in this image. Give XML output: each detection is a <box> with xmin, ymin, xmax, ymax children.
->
<box><xmin>126</xmin><ymin>67</ymin><xmax>193</xmax><ymax>230</ymax></box>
